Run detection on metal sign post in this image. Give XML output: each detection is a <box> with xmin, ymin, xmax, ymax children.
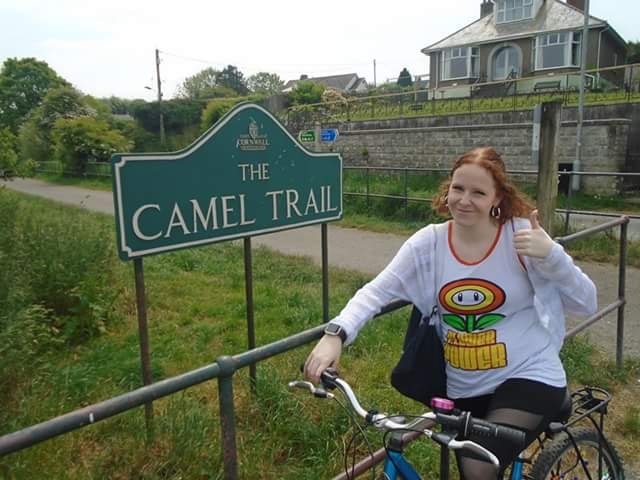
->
<box><xmin>133</xmin><ymin>258</ymin><xmax>154</xmax><ymax>438</ymax></box>
<box><xmin>111</xmin><ymin>103</ymin><xmax>343</xmax><ymax>436</ymax></box>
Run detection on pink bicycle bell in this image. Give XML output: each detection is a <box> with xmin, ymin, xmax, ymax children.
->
<box><xmin>431</xmin><ymin>397</ymin><xmax>455</xmax><ymax>414</ymax></box>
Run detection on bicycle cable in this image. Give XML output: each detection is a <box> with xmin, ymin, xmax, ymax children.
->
<box><xmin>380</xmin><ymin>413</ymin><xmax>435</xmax><ymax>476</ymax></box>
<box><xmin>331</xmin><ymin>394</ymin><xmax>376</xmax><ymax>480</ymax></box>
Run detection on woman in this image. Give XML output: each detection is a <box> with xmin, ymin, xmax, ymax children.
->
<box><xmin>304</xmin><ymin>147</ymin><xmax>597</xmax><ymax>479</ymax></box>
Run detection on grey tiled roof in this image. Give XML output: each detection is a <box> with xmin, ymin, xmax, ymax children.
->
<box><xmin>422</xmin><ymin>0</ymin><xmax>610</xmax><ymax>53</ymax></box>
<box><xmin>284</xmin><ymin>73</ymin><xmax>360</xmax><ymax>91</ymax></box>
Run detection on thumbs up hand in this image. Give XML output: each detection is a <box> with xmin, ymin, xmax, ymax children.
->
<box><xmin>513</xmin><ymin>210</ymin><xmax>555</xmax><ymax>259</ymax></box>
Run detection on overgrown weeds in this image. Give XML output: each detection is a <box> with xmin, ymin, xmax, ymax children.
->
<box><xmin>0</xmin><ymin>189</ymin><xmax>638</xmax><ymax>478</ymax></box>
<box><xmin>0</xmin><ymin>187</ymin><xmax>120</xmax><ymax>393</ymax></box>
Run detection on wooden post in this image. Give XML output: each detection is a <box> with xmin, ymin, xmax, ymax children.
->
<box><xmin>536</xmin><ymin>101</ymin><xmax>562</xmax><ymax>235</ymax></box>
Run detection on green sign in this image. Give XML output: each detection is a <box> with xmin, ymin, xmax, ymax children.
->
<box><xmin>298</xmin><ymin>130</ymin><xmax>315</xmax><ymax>143</ymax></box>
<box><xmin>111</xmin><ymin>103</ymin><xmax>342</xmax><ymax>261</ymax></box>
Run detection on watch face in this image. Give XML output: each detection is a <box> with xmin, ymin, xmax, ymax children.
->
<box><xmin>325</xmin><ymin>323</ymin><xmax>341</xmax><ymax>335</ymax></box>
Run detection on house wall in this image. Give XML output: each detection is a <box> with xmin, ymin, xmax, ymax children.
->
<box><xmin>428</xmin><ymin>27</ymin><xmax>626</xmax><ymax>91</ymax></box>
<box><xmin>596</xmin><ymin>31</ymin><xmax>627</xmax><ymax>86</ymax></box>
<box><xmin>480</xmin><ymin>38</ymin><xmax>533</xmax><ymax>81</ymax></box>
<box><xmin>308</xmin><ymin>104</ymin><xmax>633</xmax><ymax>194</ymax></box>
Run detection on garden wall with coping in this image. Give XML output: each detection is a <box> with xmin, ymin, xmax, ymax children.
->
<box><xmin>302</xmin><ymin>103</ymin><xmax>637</xmax><ymax>194</ymax></box>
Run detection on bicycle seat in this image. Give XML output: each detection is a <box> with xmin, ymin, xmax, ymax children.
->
<box><xmin>545</xmin><ymin>390</ymin><xmax>572</xmax><ymax>435</ymax></box>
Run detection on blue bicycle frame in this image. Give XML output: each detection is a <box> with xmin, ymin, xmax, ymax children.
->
<box><xmin>383</xmin><ymin>450</ymin><xmax>422</xmax><ymax>480</ymax></box>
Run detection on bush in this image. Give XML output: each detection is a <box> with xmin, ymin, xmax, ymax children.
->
<box><xmin>17</xmin><ymin>85</ymin><xmax>92</xmax><ymax>165</ymax></box>
<box><xmin>0</xmin><ymin>127</ymin><xmax>18</xmax><ymax>171</ymax></box>
<box><xmin>289</xmin><ymin>80</ymin><xmax>325</xmax><ymax>105</ymax></box>
<box><xmin>200</xmin><ymin>98</ymin><xmax>238</xmax><ymax>131</ymax></box>
<box><xmin>0</xmin><ymin>304</ymin><xmax>62</xmax><ymax>391</ymax></box>
<box><xmin>52</xmin><ymin>117</ymin><xmax>132</xmax><ymax>173</ymax></box>
<box><xmin>0</xmin><ymin>188</ymin><xmax>120</xmax><ymax>347</ymax></box>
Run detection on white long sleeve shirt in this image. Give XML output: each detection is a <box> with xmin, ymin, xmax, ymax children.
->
<box><xmin>331</xmin><ymin>219</ymin><xmax>598</xmax><ymax>397</ymax></box>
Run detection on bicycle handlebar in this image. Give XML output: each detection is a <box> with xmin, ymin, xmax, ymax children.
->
<box><xmin>289</xmin><ymin>368</ymin><xmax>527</xmax><ymax>468</ymax></box>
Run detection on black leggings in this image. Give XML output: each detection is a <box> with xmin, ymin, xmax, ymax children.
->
<box><xmin>453</xmin><ymin>378</ymin><xmax>567</xmax><ymax>480</ymax></box>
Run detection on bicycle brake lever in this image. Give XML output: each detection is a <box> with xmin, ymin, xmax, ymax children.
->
<box><xmin>288</xmin><ymin>381</ymin><xmax>335</xmax><ymax>399</ymax></box>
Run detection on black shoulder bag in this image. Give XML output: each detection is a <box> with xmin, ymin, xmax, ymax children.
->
<box><xmin>390</xmin><ymin>223</ymin><xmax>446</xmax><ymax>405</ymax></box>
<box><xmin>390</xmin><ymin>305</ymin><xmax>447</xmax><ymax>405</ymax></box>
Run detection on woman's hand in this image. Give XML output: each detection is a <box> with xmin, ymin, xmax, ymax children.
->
<box><xmin>304</xmin><ymin>335</ymin><xmax>343</xmax><ymax>384</ymax></box>
<box><xmin>514</xmin><ymin>210</ymin><xmax>555</xmax><ymax>259</ymax></box>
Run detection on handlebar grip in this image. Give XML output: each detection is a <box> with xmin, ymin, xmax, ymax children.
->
<box><xmin>435</xmin><ymin>413</ymin><xmax>526</xmax><ymax>450</ymax></box>
<box><xmin>467</xmin><ymin>418</ymin><xmax>526</xmax><ymax>450</ymax></box>
<box><xmin>320</xmin><ymin>368</ymin><xmax>339</xmax><ymax>390</ymax></box>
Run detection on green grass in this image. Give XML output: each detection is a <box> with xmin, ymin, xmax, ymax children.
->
<box><xmin>34</xmin><ymin>172</ymin><xmax>113</xmax><ymax>191</ymax></box>
<box><xmin>19</xmin><ymin>172</ymin><xmax>640</xmax><ymax>268</ymax></box>
<box><xmin>1</xmin><ymin>190</ymin><xmax>639</xmax><ymax>478</ymax></box>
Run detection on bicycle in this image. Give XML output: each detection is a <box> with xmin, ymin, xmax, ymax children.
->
<box><xmin>289</xmin><ymin>369</ymin><xmax>625</xmax><ymax>480</ymax></box>
<box><xmin>511</xmin><ymin>386</ymin><xmax>625</xmax><ymax>480</ymax></box>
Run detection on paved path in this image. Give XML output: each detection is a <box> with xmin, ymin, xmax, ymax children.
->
<box><xmin>3</xmin><ymin>177</ymin><xmax>639</xmax><ymax>357</ymax></box>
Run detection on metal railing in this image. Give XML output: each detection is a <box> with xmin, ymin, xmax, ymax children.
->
<box><xmin>331</xmin><ymin>216</ymin><xmax>630</xmax><ymax>480</ymax></box>
<box><xmin>0</xmin><ymin>213</ymin><xmax>631</xmax><ymax>478</ymax></box>
<box><xmin>343</xmin><ymin>166</ymin><xmax>640</xmax><ymax>234</ymax></box>
<box><xmin>36</xmin><ymin>161</ymin><xmax>111</xmax><ymax>178</ymax></box>
<box><xmin>282</xmin><ymin>63</ymin><xmax>640</xmax><ymax>128</ymax></box>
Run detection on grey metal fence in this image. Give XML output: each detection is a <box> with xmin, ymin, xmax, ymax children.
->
<box><xmin>36</xmin><ymin>161</ymin><xmax>111</xmax><ymax>178</ymax></box>
<box><xmin>343</xmin><ymin>166</ymin><xmax>640</xmax><ymax>233</ymax></box>
<box><xmin>283</xmin><ymin>63</ymin><xmax>640</xmax><ymax>129</ymax></box>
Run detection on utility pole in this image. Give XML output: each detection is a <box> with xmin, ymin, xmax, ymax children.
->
<box><xmin>155</xmin><ymin>48</ymin><xmax>166</xmax><ymax>147</ymax></box>
<box><xmin>574</xmin><ymin>0</ymin><xmax>590</xmax><ymax>191</ymax></box>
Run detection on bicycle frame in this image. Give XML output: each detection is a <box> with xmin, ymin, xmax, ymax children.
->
<box><xmin>383</xmin><ymin>450</ymin><xmax>422</xmax><ymax>480</ymax></box>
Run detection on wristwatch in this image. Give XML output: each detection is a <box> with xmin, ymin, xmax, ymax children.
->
<box><xmin>324</xmin><ymin>323</ymin><xmax>347</xmax><ymax>343</ymax></box>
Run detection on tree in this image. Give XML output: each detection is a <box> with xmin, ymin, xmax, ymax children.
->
<box><xmin>0</xmin><ymin>58</ymin><xmax>68</xmax><ymax>133</ymax></box>
<box><xmin>130</xmin><ymin>98</ymin><xmax>203</xmax><ymax>133</ymax></box>
<box><xmin>216</xmin><ymin>65</ymin><xmax>249</xmax><ymax>95</ymax></box>
<box><xmin>17</xmin><ymin>86</ymin><xmax>91</xmax><ymax>164</ymax></box>
<box><xmin>289</xmin><ymin>80</ymin><xmax>325</xmax><ymax>105</ymax></box>
<box><xmin>397</xmin><ymin>68</ymin><xmax>413</xmax><ymax>87</ymax></box>
<box><xmin>201</xmin><ymin>98</ymin><xmax>238</xmax><ymax>131</ymax></box>
<box><xmin>248</xmin><ymin>72</ymin><xmax>284</xmax><ymax>95</ymax></box>
<box><xmin>52</xmin><ymin>117</ymin><xmax>132</xmax><ymax>173</ymax></box>
<box><xmin>627</xmin><ymin>40</ymin><xmax>640</xmax><ymax>64</ymax></box>
<box><xmin>0</xmin><ymin>128</ymin><xmax>18</xmax><ymax>171</ymax></box>
<box><xmin>176</xmin><ymin>67</ymin><xmax>220</xmax><ymax>99</ymax></box>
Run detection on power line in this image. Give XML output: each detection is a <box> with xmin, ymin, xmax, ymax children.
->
<box><xmin>159</xmin><ymin>49</ymin><xmax>415</xmax><ymax>77</ymax></box>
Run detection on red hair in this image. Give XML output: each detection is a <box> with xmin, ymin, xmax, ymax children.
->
<box><xmin>432</xmin><ymin>147</ymin><xmax>534</xmax><ymax>224</ymax></box>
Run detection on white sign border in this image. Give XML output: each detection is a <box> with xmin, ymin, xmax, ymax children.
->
<box><xmin>112</xmin><ymin>103</ymin><xmax>343</xmax><ymax>260</ymax></box>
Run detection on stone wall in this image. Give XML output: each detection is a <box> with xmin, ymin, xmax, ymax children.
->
<box><xmin>302</xmin><ymin>104</ymin><xmax>633</xmax><ymax>194</ymax></box>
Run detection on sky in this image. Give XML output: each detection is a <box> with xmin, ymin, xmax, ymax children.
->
<box><xmin>1</xmin><ymin>0</ymin><xmax>638</xmax><ymax>102</ymax></box>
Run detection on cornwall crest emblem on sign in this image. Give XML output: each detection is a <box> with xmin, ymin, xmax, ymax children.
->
<box><xmin>237</xmin><ymin>118</ymin><xmax>270</xmax><ymax>151</ymax></box>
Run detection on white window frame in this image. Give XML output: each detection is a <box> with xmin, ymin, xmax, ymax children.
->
<box><xmin>495</xmin><ymin>0</ymin><xmax>534</xmax><ymax>24</ymax></box>
<box><xmin>441</xmin><ymin>47</ymin><xmax>480</xmax><ymax>81</ymax></box>
<box><xmin>490</xmin><ymin>45</ymin><xmax>522</xmax><ymax>81</ymax></box>
<box><xmin>534</xmin><ymin>31</ymin><xmax>582</xmax><ymax>71</ymax></box>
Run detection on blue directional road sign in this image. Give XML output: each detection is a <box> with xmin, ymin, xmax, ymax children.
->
<box><xmin>320</xmin><ymin>128</ymin><xmax>339</xmax><ymax>143</ymax></box>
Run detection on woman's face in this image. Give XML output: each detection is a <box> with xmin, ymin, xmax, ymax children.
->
<box><xmin>447</xmin><ymin>164</ymin><xmax>501</xmax><ymax>227</ymax></box>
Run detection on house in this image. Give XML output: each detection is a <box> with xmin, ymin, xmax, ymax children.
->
<box><xmin>421</xmin><ymin>0</ymin><xmax>627</xmax><ymax>95</ymax></box>
<box><xmin>283</xmin><ymin>73</ymin><xmax>368</xmax><ymax>95</ymax></box>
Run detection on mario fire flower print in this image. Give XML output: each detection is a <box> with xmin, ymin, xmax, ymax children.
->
<box><xmin>439</xmin><ymin>278</ymin><xmax>508</xmax><ymax>371</ymax></box>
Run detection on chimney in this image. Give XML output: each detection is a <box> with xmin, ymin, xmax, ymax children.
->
<box><xmin>480</xmin><ymin>0</ymin><xmax>494</xmax><ymax>18</ymax></box>
<box><xmin>566</xmin><ymin>0</ymin><xmax>585</xmax><ymax>11</ymax></box>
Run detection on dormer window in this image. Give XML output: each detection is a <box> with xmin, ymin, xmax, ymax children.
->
<box><xmin>441</xmin><ymin>47</ymin><xmax>480</xmax><ymax>80</ymax></box>
<box><xmin>495</xmin><ymin>0</ymin><xmax>534</xmax><ymax>23</ymax></box>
